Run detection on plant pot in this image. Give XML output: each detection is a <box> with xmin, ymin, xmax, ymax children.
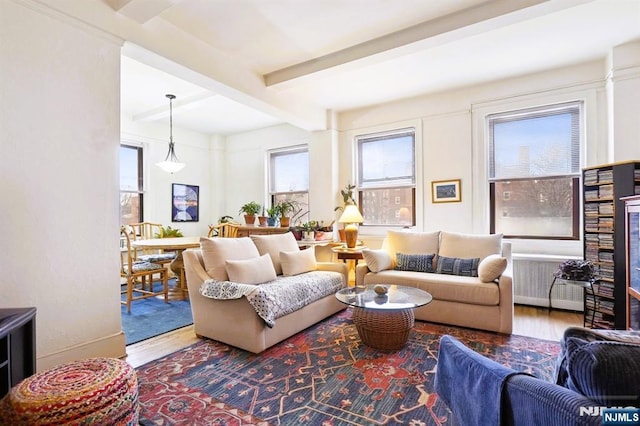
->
<box><xmin>291</xmin><ymin>229</ymin><xmax>303</xmax><ymax>240</ymax></box>
<box><xmin>315</xmin><ymin>231</ymin><xmax>325</xmax><ymax>241</ymax></box>
<box><xmin>280</xmin><ymin>216</ymin><xmax>290</xmax><ymax>228</ymax></box>
<box><xmin>303</xmin><ymin>231</ymin><xmax>314</xmax><ymax>241</ymax></box>
<box><xmin>267</xmin><ymin>217</ymin><xmax>277</xmax><ymax>227</ymax></box>
<box><xmin>258</xmin><ymin>216</ymin><xmax>268</xmax><ymax>227</ymax></box>
<box><xmin>244</xmin><ymin>214</ymin><xmax>256</xmax><ymax>225</ymax></box>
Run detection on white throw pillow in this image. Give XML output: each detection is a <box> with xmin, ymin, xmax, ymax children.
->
<box><xmin>385</xmin><ymin>230</ymin><xmax>440</xmax><ymax>266</ymax></box>
<box><xmin>225</xmin><ymin>253</ymin><xmax>277</xmax><ymax>284</ymax></box>
<box><xmin>362</xmin><ymin>249</ymin><xmax>393</xmax><ymax>273</ymax></box>
<box><xmin>478</xmin><ymin>254</ymin><xmax>508</xmax><ymax>282</ymax></box>
<box><xmin>438</xmin><ymin>231</ymin><xmax>503</xmax><ymax>262</ymax></box>
<box><xmin>251</xmin><ymin>232</ymin><xmax>299</xmax><ymax>275</ymax></box>
<box><xmin>280</xmin><ymin>246</ymin><xmax>317</xmax><ymax>276</ymax></box>
<box><xmin>200</xmin><ymin>237</ymin><xmax>260</xmax><ymax>280</ymax></box>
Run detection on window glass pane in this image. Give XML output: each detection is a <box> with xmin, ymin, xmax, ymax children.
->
<box><xmin>274</xmin><ymin>193</ymin><xmax>310</xmax><ymax>225</ymax></box>
<box><xmin>120</xmin><ymin>145</ymin><xmax>140</xmax><ymax>191</ymax></box>
<box><xmin>359</xmin><ymin>133</ymin><xmax>415</xmax><ymax>188</ymax></box>
<box><xmin>493</xmin><ymin>177</ymin><xmax>576</xmax><ymax>238</ymax></box>
<box><xmin>361</xmin><ymin>187</ymin><xmax>414</xmax><ymax>226</ymax></box>
<box><xmin>271</xmin><ymin>149</ymin><xmax>309</xmax><ymax>193</ymax></box>
<box><xmin>120</xmin><ymin>192</ymin><xmax>141</xmax><ymax>225</ymax></box>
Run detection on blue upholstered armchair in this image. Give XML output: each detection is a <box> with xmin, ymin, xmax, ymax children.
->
<box><xmin>435</xmin><ymin>329</ymin><xmax>640</xmax><ymax>426</ymax></box>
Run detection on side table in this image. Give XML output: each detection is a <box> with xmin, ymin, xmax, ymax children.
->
<box><xmin>548</xmin><ymin>277</ymin><xmax>597</xmax><ymax>328</ymax></box>
<box><xmin>332</xmin><ymin>245</ymin><xmax>367</xmax><ymax>285</ymax></box>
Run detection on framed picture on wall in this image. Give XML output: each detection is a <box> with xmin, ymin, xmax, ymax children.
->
<box><xmin>432</xmin><ymin>179</ymin><xmax>461</xmax><ymax>203</ymax></box>
<box><xmin>172</xmin><ymin>183</ymin><xmax>199</xmax><ymax>222</ymax></box>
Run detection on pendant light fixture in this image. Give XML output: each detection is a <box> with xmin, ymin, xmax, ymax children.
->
<box><xmin>156</xmin><ymin>94</ymin><xmax>186</xmax><ymax>174</ymax></box>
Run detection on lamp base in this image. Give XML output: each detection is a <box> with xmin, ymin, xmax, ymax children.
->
<box><xmin>344</xmin><ymin>224</ymin><xmax>358</xmax><ymax>248</ymax></box>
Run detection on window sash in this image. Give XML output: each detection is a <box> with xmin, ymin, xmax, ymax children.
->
<box><xmin>269</xmin><ymin>146</ymin><xmax>309</xmax><ymax>194</ymax></box>
<box><xmin>357</xmin><ymin>129</ymin><xmax>416</xmax><ymax>189</ymax></box>
<box><xmin>488</xmin><ymin>102</ymin><xmax>581</xmax><ymax>181</ymax></box>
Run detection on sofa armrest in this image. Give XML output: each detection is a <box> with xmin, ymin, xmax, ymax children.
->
<box><xmin>355</xmin><ymin>264</ymin><xmax>370</xmax><ymax>286</ymax></box>
<box><xmin>316</xmin><ymin>262</ymin><xmax>349</xmax><ymax>286</ymax></box>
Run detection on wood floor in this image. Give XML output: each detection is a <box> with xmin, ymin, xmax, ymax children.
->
<box><xmin>124</xmin><ymin>305</ymin><xmax>583</xmax><ymax>368</ymax></box>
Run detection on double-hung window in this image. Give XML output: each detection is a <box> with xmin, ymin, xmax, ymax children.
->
<box><xmin>269</xmin><ymin>146</ymin><xmax>309</xmax><ymax>222</ymax></box>
<box><xmin>488</xmin><ymin>101</ymin><xmax>582</xmax><ymax>239</ymax></box>
<box><xmin>357</xmin><ymin>128</ymin><xmax>416</xmax><ymax>226</ymax></box>
<box><xmin>120</xmin><ymin>144</ymin><xmax>144</xmax><ymax>225</ymax></box>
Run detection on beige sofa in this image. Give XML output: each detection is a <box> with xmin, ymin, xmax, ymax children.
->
<box><xmin>355</xmin><ymin>230</ymin><xmax>513</xmax><ymax>334</ymax></box>
<box><xmin>183</xmin><ymin>232</ymin><xmax>348</xmax><ymax>353</ymax></box>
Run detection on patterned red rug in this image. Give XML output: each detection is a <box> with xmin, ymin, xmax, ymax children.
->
<box><xmin>136</xmin><ymin>309</ymin><xmax>560</xmax><ymax>425</ymax></box>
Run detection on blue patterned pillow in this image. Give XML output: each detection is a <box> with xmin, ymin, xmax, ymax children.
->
<box><xmin>395</xmin><ymin>253</ymin><xmax>435</xmax><ymax>272</ymax></box>
<box><xmin>435</xmin><ymin>256</ymin><xmax>479</xmax><ymax>277</ymax></box>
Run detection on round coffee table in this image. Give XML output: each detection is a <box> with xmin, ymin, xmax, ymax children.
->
<box><xmin>335</xmin><ymin>285</ymin><xmax>432</xmax><ymax>350</ymax></box>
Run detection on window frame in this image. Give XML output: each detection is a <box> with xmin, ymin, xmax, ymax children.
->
<box><xmin>268</xmin><ymin>145</ymin><xmax>309</xmax><ymax>222</ymax></box>
<box><xmin>487</xmin><ymin>101</ymin><xmax>583</xmax><ymax>240</ymax></box>
<box><xmin>355</xmin><ymin>128</ymin><xmax>417</xmax><ymax>227</ymax></box>
<box><xmin>119</xmin><ymin>144</ymin><xmax>144</xmax><ymax>224</ymax></box>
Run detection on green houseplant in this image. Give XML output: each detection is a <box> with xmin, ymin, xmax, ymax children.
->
<box><xmin>276</xmin><ymin>200</ymin><xmax>298</xmax><ymax>228</ymax></box>
<box><xmin>239</xmin><ymin>201</ymin><xmax>261</xmax><ymax>225</ymax></box>
<box><xmin>155</xmin><ymin>225</ymin><xmax>183</xmax><ymax>238</ymax></box>
<box><xmin>266</xmin><ymin>205</ymin><xmax>279</xmax><ymax>227</ymax></box>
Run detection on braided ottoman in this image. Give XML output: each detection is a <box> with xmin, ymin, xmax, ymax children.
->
<box><xmin>0</xmin><ymin>357</ymin><xmax>138</xmax><ymax>425</ymax></box>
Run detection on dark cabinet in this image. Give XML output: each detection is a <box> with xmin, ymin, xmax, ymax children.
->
<box><xmin>624</xmin><ymin>195</ymin><xmax>640</xmax><ymax>330</ymax></box>
<box><xmin>0</xmin><ymin>307</ymin><xmax>36</xmax><ymax>398</ymax></box>
<box><xmin>583</xmin><ymin>161</ymin><xmax>640</xmax><ymax>329</ymax></box>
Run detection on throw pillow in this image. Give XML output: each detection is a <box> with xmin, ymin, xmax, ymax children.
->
<box><xmin>395</xmin><ymin>252</ymin><xmax>435</xmax><ymax>272</ymax></box>
<box><xmin>478</xmin><ymin>254</ymin><xmax>508</xmax><ymax>282</ymax></box>
<box><xmin>200</xmin><ymin>237</ymin><xmax>260</xmax><ymax>280</ymax></box>
<box><xmin>438</xmin><ymin>231</ymin><xmax>503</xmax><ymax>261</ymax></box>
<box><xmin>280</xmin><ymin>246</ymin><xmax>317</xmax><ymax>276</ymax></box>
<box><xmin>435</xmin><ymin>255</ymin><xmax>480</xmax><ymax>277</ymax></box>
<box><xmin>564</xmin><ymin>337</ymin><xmax>640</xmax><ymax>406</ymax></box>
<box><xmin>361</xmin><ymin>249</ymin><xmax>393</xmax><ymax>273</ymax></box>
<box><xmin>225</xmin><ymin>253</ymin><xmax>277</xmax><ymax>285</ymax></box>
<box><xmin>250</xmin><ymin>232</ymin><xmax>299</xmax><ymax>275</ymax></box>
<box><xmin>385</xmin><ymin>230</ymin><xmax>440</xmax><ymax>266</ymax></box>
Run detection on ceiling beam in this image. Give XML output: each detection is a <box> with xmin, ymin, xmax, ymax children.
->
<box><xmin>264</xmin><ymin>0</ymin><xmax>593</xmax><ymax>86</ymax></box>
<box><xmin>106</xmin><ymin>0</ymin><xmax>182</xmax><ymax>24</ymax></box>
<box><xmin>132</xmin><ymin>92</ymin><xmax>216</xmax><ymax>122</ymax></box>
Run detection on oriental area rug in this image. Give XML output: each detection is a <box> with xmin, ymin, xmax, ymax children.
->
<box><xmin>136</xmin><ymin>309</ymin><xmax>560</xmax><ymax>425</ymax></box>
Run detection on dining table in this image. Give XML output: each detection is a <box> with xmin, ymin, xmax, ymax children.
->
<box><xmin>131</xmin><ymin>236</ymin><xmax>200</xmax><ymax>300</ymax></box>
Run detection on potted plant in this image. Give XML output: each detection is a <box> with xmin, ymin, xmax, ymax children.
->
<box><xmin>239</xmin><ymin>201</ymin><xmax>261</xmax><ymax>225</ymax></box>
<box><xmin>301</xmin><ymin>221</ymin><xmax>317</xmax><ymax>241</ymax></box>
<box><xmin>155</xmin><ymin>225</ymin><xmax>183</xmax><ymax>238</ymax></box>
<box><xmin>334</xmin><ymin>183</ymin><xmax>357</xmax><ymax>241</ymax></box>
<box><xmin>257</xmin><ymin>207</ymin><xmax>268</xmax><ymax>227</ymax></box>
<box><xmin>266</xmin><ymin>205</ymin><xmax>279</xmax><ymax>227</ymax></box>
<box><xmin>276</xmin><ymin>200</ymin><xmax>298</xmax><ymax>228</ymax></box>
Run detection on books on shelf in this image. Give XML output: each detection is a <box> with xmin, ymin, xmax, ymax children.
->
<box><xmin>598</xmin><ymin>203</ymin><xmax>614</xmax><ymax>215</ymax></box>
<box><xmin>585</xmin><ymin>189</ymin><xmax>599</xmax><ymax>201</ymax></box>
<box><xmin>599</xmin><ymin>184</ymin><xmax>613</xmax><ymax>199</ymax></box>
<box><xmin>584</xmin><ymin>169</ymin><xmax>599</xmax><ymax>185</ymax></box>
<box><xmin>598</xmin><ymin>169</ymin><xmax>613</xmax><ymax>183</ymax></box>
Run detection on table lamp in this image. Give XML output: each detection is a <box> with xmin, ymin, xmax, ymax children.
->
<box><xmin>338</xmin><ymin>204</ymin><xmax>364</xmax><ymax>248</ymax></box>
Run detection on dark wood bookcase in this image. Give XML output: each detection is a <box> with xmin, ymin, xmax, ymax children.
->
<box><xmin>0</xmin><ymin>307</ymin><xmax>36</xmax><ymax>398</ymax></box>
<box><xmin>583</xmin><ymin>161</ymin><xmax>640</xmax><ymax>329</ymax></box>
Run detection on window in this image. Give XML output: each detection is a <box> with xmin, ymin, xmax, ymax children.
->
<box><xmin>120</xmin><ymin>145</ymin><xmax>143</xmax><ymax>225</ymax></box>
<box><xmin>488</xmin><ymin>102</ymin><xmax>582</xmax><ymax>239</ymax></box>
<box><xmin>357</xmin><ymin>128</ymin><xmax>416</xmax><ymax>226</ymax></box>
<box><xmin>269</xmin><ymin>146</ymin><xmax>309</xmax><ymax>223</ymax></box>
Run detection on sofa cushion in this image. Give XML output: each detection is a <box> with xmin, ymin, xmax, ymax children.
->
<box><xmin>564</xmin><ymin>337</ymin><xmax>640</xmax><ymax>406</ymax></box>
<box><xmin>280</xmin><ymin>246</ymin><xmax>317</xmax><ymax>276</ymax></box>
<box><xmin>438</xmin><ymin>231</ymin><xmax>503</xmax><ymax>261</ymax></box>
<box><xmin>436</xmin><ymin>256</ymin><xmax>480</xmax><ymax>277</ymax></box>
<box><xmin>385</xmin><ymin>230</ymin><xmax>440</xmax><ymax>265</ymax></box>
<box><xmin>200</xmin><ymin>237</ymin><xmax>260</xmax><ymax>280</ymax></box>
<box><xmin>362</xmin><ymin>249</ymin><xmax>393</xmax><ymax>272</ymax></box>
<box><xmin>478</xmin><ymin>254</ymin><xmax>508</xmax><ymax>282</ymax></box>
<box><xmin>251</xmin><ymin>232</ymin><xmax>299</xmax><ymax>275</ymax></box>
<box><xmin>396</xmin><ymin>252</ymin><xmax>435</xmax><ymax>272</ymax></box>
<box><xmin>225</xmin><ymin>253</ymin><xmax>277</xmax><ymax>284</ymax></box>
<box><xmin>363</xmin><ymin>270</ymin><xmax>500</xmax><ymax>305</ymax></box>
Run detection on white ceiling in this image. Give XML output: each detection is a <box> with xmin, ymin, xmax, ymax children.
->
<box><xmin>113</xmin><ymin>0</ymin><xmax>640</xmax><ymax>136</ymax></box>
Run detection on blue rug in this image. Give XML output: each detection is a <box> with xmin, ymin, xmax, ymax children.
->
<box><xmin>121</xmin><ymin>279</ymin><xmax>193</xmax><ymax>345</ymax></box>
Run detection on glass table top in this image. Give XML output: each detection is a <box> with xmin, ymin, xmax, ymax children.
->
<box><xmin>335</xmin><ymin>285</ymin><xmax>432</xmax><ymax>310</ymax></box>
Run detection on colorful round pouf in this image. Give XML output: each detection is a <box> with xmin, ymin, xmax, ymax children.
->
<box><xmin>0</xmin><ymin>357</ymin><xmax>138</xmax><ymax>425</ymax></box>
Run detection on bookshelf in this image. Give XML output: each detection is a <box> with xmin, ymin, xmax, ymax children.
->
<box><xmin>583</xmin><ymin>161</ymin><xmax>640</xmax><ymax>329</ymax></box>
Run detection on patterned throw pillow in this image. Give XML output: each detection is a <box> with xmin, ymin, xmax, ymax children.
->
<box><xmin>395</xmin><ymin>253</ymin><xmax>435</xmax><ymax>272</ymax></box>
<box><xmin>435</xmin><ymin>255</ymin><xmax>480</xmax><ymax>277</ymax></box>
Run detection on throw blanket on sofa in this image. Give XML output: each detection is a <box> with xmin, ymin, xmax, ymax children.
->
<box><xmin>200</xmin><ymin>271</ymin><xmax>344</xmax><ymax>327</ymax></box>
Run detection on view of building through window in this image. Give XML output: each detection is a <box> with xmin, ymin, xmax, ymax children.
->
<box><xmin>489</xmin><ymin>102</ymin><xmax>582</xmax><ymax>238</ymax></box>
<box><xmin>120</xmin><ymin>145</ymin><xmax>143</xmax><ymax>225</ymax></box>
<box><xmin>357</xmin><ymin>129</ymin><xmax>416</xmax><ymax>226</ymax></box>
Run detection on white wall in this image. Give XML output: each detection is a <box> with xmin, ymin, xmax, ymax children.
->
<box><xmin>1</xmin><ymin>1</ymin><xmax>124</xmax><ymax>369</ymax></box>
<box><xmin>121</xmin><ymin>116</ymin><xmax>213</xmax><ymax>236</ymax></box>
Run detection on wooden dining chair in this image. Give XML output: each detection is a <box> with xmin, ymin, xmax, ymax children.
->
<box><xmin>207</xmin><ymin>223</ymin><xmax>240</xmax><ymax>238</ymax></box>
<box><xmin>128</xmin><ymin>222</ymin><xmax>176</xmax><ymax>265</ymax></box>
<box><xmin>120</xmin><ymin>226</ymin><xmax>169</xmax><ymax>313</ymax></box>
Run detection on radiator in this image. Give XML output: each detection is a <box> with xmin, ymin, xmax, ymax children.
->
<box><xmin>513</xmin><ymin>255</ymin><xmax>584</xmax><ymax>311</ymax></box>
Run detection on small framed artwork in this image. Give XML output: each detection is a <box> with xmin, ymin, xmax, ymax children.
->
<box><xmin>432</xmin><ymin>179</ymin><xmax>461</xmax><ymax>203</ymax></box>
<box><xmin>172</xmin><ymin>183</ymin><xmax>199</xmax><ymax>222</ymax></box>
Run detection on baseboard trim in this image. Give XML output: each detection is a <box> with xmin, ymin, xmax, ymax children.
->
<box><xmin>37</xmin><ymin>331</ymin><xmax>127</xmax><ymax>372</ymax></box>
